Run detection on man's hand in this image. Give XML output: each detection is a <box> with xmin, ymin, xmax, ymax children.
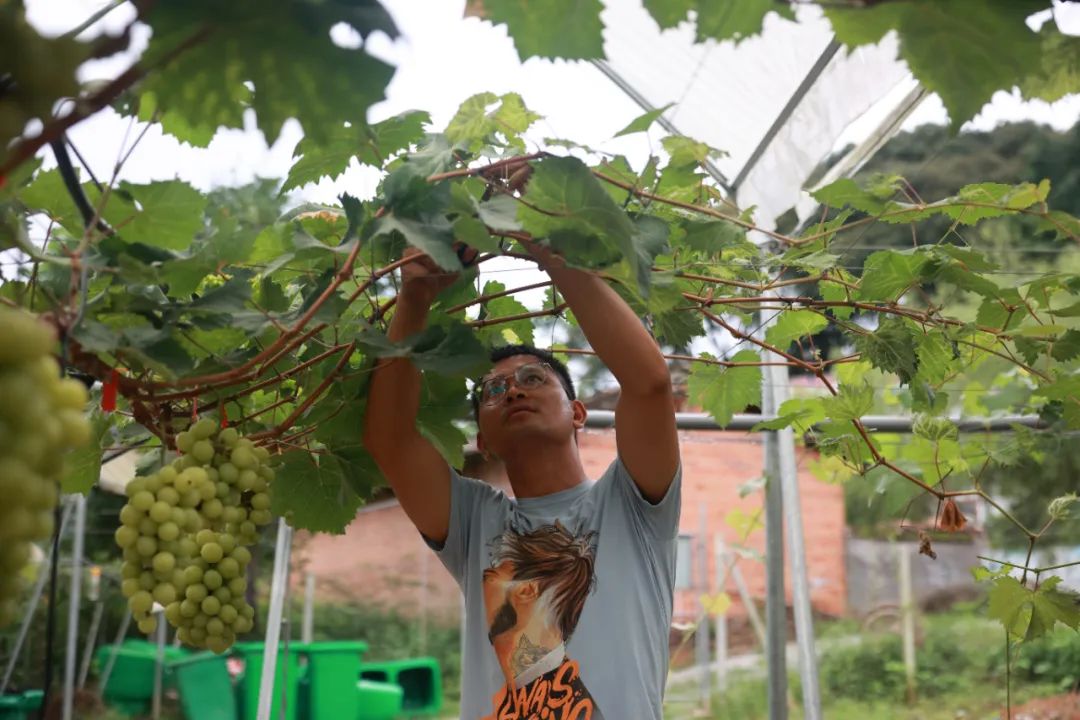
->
<box><xmin>400</xmin><ymin>245</ymin><xmax>478</xmax><ymax>302</ymax></box>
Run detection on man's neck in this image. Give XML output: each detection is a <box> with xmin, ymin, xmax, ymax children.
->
<box><xmin>501</xmin><ymin>440</ymin><xmax>588</xmax><ymax>499</ymax></box>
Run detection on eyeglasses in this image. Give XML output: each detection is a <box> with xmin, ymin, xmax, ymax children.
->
<box><xmin>476</xmin><ymin>363</ymin><xmax>552</xmax><ymax>406</ymax></box>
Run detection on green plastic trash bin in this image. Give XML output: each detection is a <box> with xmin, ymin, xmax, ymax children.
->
<box><xmin>234</xmin><ymin>642</ymin><xmax>304</xmax><ymax>720</ymax></box>
<box><xmin>356</xmin><ymin>680</ymin><xmax>402</xmax><ymax>720</ymax></box>
<box><xmin>170</xmin><ymin>652</ymin><xmax>237</xmax><ymax>720</ymax></box>
<box><xmin>0</xmin><ymin>690</ymin><xmax>44</xmax><ymax>720</ymax></box>
<box><xmin>303</xmin><ymin>641</ymin><xmax>368</xmax><ymax>720</ymax></box>
<box><xmin>358</xmin><ymin>658</ymin><xmax>442</xmax><ymax>716</ymax></box>
<box><xmin>94</xmin><ymin>642</ymin><xmax>188</xmax><ymax>716</ymax></box>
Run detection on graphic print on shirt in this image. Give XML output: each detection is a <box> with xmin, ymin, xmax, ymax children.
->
<box><xmin>480</xmin><ymin>520</ymin><xmax>603</xmax><ymax>720</ymax></box>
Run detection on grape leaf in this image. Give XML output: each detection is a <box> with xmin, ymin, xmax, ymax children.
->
<box><xmin>416</xmin><ymin>374</ymin><xmax>472</xmax><ymax>469</ymax></box>
<box><xmin>819</xmin><ymin>271</ymin><xmax>856</xmax><ymax>320</ymax></box>
<box><xmin>272</xmin><ymin>451</ymin><xmax>362</xmax><ymax>534</ymax></box>
<box><xmin>61</xmin><ymin>411</ymin><xmax>113</xmax><ymax>495</ymax></box>
<box><xmin>102</xmin><ymin>181</ymin><xmax>207</xmax><ymax>251</ymax></box>
<box><xmin>138</xmin><ymin>0</ymin><xmax>396</xmax><ymax>145</ymax></box>
<box><xmin>811</xmin><ymin>178</ymin><xmax>890</xmax><ymax>215</ymax></box>
<box><xmin>825</xmin><ymin>0</ymin><xmax>1046</xmax><ymax>127</ymax></box>
<box><xmin>687</xmin><ymin>350</ymin><xmax>762</xmax><ymax>426</ymax></box>
<box><xmin>693</xmin><ymin>0</ymin><xmax>795</xmax><ymax>44</ymax></box>
<box><xmin>915</xmin><ymin>331</ymin><xmax>956</xmax><ymax>386</ymax></box>
<box><xmin>517</xmin><ymin>156</ymin><xmax>651</xmax><ymax>293</ymax></box>
<box><xmin>445</xmin><ymin>93</ymin><xmax>539</xmax><ymax>151</ymax></box>
<box><xmin>822</xmin><ymin>382</ymin><xmax>874</xmax><ymax>422</ymax></box>
<box><xmin>1020</xmin><ymin>25</ymin><xmax>1080</xmax><ymax>104</ymax></box>
<box><xmin>989</xmin><ymin>574</ymin><xmax>1080</xmax><ymax>641</ymax></box>
<box><xmin>614</xmin><ymin>103</ymin><xmax>675</xmax><ymax>138</ymax></box>
<box><xmin>765</xmin><ymin>309</ymin><xmax>828</xmax><ymax>349</ymax></box>
<box><xmin>478</xmin><ymin>0</ymin><xmax>604</xmax><ymax>60</ymax></box>
<box><xmin>856</xmin><ymin>318</ymin><xmax>919</xmax><ymax>384</ymax></box>
<box><xmin>858</xmin><ymin>250</ymin><xmax>927</xmax><ymax>301</ymax></box>
<box><xmin>282</xmin><ymin>111</ymin><xmax>430</xmax><ymax>192</ymax></box>
<box><xmin>0</xmin><ymin>10</ymin><xmax>89</xmax><ymax>166</ymax></box>
<box><xmin>475</xmin><ymin>281</ymin><xmax>534</xmax><ymax>347</ymax></box>
<box><xmin>1051</xmin><ymin>330</ymin><xmax>1080</xmax><ymax>363</ymax></box>
<box><xmin>642</xmin><ymin>0</ymin><xmax>693</xmax><ymax>28</ymax></box>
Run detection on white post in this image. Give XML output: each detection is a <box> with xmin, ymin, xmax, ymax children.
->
<box><xmin>62</xmin><ymin>493</ymin><xmax>86</xmax><ymax>720</ymax></box>
<box><xmin>695</xmin><ymin>506</ymin><xmax>711</xmax><ymax>713</ymax></box>
<box><xmin>713</xmin><ymin>537</ymin><xmax>729</xmax><ymax>695</ymax></box>
<box><xmin>77</xmin><ymin>601</ymin><xmax>105</xmax><ymax>689</ymax></box>
<box><xmin>302</xmin><ymin>572</ymin><xmax>315</xmax><ymax>645</ymax></box>
<box><xmin>257</xmin><ymin>519</ymin><xmax>294</xmax><ymax>720</ymax></box>
<box><xmin>97</xmin><ymin>611</ymin><xmax>131</xmax><ymax>695</ymax></box>
<box><xmin>899</xmin><ymin>544</ymin><xmax>917</xmax><ymax>703</ymax></box>
<box><xmin>152</xmin><ymin>607</ymin><xmax>166</xmax><ymax>720</ymax></box>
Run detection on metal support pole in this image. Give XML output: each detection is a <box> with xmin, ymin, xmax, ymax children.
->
<box><xmin>1</xmin><ymin>498</ymin><xmax>74</xmax><ymax>696</ymax></box>
<box><xmin>695</xmin><ymin>507</ymin><xmax>711</xmax><ymax>713</ymax></box>
<box><xmin>899</xmin><ymin>545</ymin><xmax>917</xmax><ymax>703</ymax></box>
<box><xmin>152</xmin><ymin>608</ymin><xmax>165</xmax><ymax>720</ymax></box>
<box><xmin>713</xmin><ymin>537</ymin><xmax>729</xmax><ymax>695</ymax></box>
<box><xmin>97</xmin><ymin>611</ymin><xmax>131</xmax><ymax>695</ymax></box>
<box><xmin>77</xmin><ymin>602</ymin><xmax>105</xmax><ymax>689</ymax></box>
<box><xmin>62</xmin><ymin>493</ymin><xmax>86</xmax><ymax>720</ymax></box>
<box><xmin>766</xmin><ymin>358</ymin><xmax>822</xmax><ymax>720</ymax></box>
<box><xmin>730</xmin><ymin>564</ymin><xmax>767</xmax><ymax>649</ymax></box>
<box><xmin>301</xmin><ymin>573</ymin><xmax>315</xmax><ymax>645</ymax></box>
<box><xmin>257</xmin><ymin>519</ymin><xmax>294</xmax><ymax>720</ymax></box>
<box><xmin>762</xmin><ymin>376</ymin><xmax>789</xmax><ymax>720</ymax></box>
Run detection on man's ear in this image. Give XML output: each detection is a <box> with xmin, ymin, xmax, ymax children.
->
<box><xmin>571</xmin><ymin>399</ymin><xmax>588</xmax><ymax>430</ymax></box>
<box><xmin>512</xmin><ymin>580</ymin><xmax>540</xmax><ymax>603</ymax></box>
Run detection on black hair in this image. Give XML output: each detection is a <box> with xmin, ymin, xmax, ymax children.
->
<box><xmin>471</xmin><ymin>344</ymin><xmax>576</xmax><ymax>419</ymax></box>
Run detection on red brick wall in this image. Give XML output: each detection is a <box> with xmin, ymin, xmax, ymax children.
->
<box><xmin>292</xmin><ymin>428</ymin><xmax>846</xmax><ymax>622</ymax></box>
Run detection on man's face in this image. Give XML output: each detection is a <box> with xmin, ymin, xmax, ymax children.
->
<box><xmin>476</xmin><ymin>355</ymin><xmax>581</xmax><ymax>456</ymax></box>
<box><xmin>483</xmin><ymin>559</ymin><xmax>542</xmax><ymax>676</ymax></box>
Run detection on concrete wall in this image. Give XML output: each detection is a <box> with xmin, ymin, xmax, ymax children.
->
<box><xmin>845</xmin><ymin>537</ymin><xmax>986</xmax><ymax>617</ymax></box>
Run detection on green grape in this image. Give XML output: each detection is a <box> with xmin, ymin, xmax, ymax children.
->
<box><xmin>157</xmin><ymin>522</ymin><xmax>180</xmax><ymax>542</ymax></box>
<box><xmin>137</xmin><ymin>517</ymin><xmax>158</xmax><ymax>537</ymax></box>
<box><xmin>137</xmin><ymin>616</ymin><xmax>158</xmax><ymax>635</ymax></box>
<box><xmin>219</xmin><ymin>428</ymin><xmax>239</xmax><ymax>447</ymax></box>
<box><xmin>205</xmin><ymin>617</ymin><xmax>225</xmax><ymax>637</ymax></box>
<box><xmin>131</xmin><ymin>491</ymin><xmax>155</xmax><ymax>512</ymax></box>
<box><xmin>206</xmin><ymin>636</ymin><xmax>230</xmax><ymax>655</ymax></box>
<box><xmin>201</xmin><ymin>596</ymin><xmax>221</xmax><ymax>616</ymax></box>
<box><xmin>191</xmin><ymin>440</ymin><xmax>215</xmax><ymax>464</ymax></box>
<box><xmin>217</xmin><ymin>463</ymin><xmax>239</xmax><ymax>484</ymax></box>
<box><xmin>179</xmin><ymin>599</ymin><xmax>199</xmax><ymax>618</ymax></box>
<box><xmin>165</xmin><ymin>603</ymin><xmax>183</xmax><ymax>625</ymax></box>
<box><xmin>121</xmin><ymin>578</ymin><xmax>140</xmax><ymax>598</ymax></box>
<box><xmin>251</xmin><ymin>493</ymin><xmax>271</xmax><ymax>511</ymax></box>
<box><xmin>152</xmin><ymin>552</ymin><xmax>176</xmax><ymax>575</ymax></box>
<box><xmin>153</xmin><ymin>584</ymin><xmax>177</xmax><ymax>605</ymax></box>
<box><xmin>157</xmin><ymin>487</ymin><xmax>180</xmax><ymax>506</ymax></box>
<box><xmin>217</xmin><ymin>558</ymin><xmax>240</xmax><ymax>580</ymax></box>
<box><xmin>175</xmin><ymin>431</ymin><xmax>195</xmax><ymax>454</ymax></box>
<box><xmin>228</xmin><ymin>577</ymin><xmax>247</xmax><ymax>596</ymax></box>
<box><xmin>218</xmin><ymin>534</ymin><xmax>236</xmax><ymax>555</ymax></box>
<box><xmin>158</xmin><ymin>466</ymin><xmax>178</xmax><ymax>485</ymax></box>
<box><xmin>115</xmin><ymin>526</ymin><xmax>138</xmax><ymax>548</ymax></box>
<box><xmin>202</xmin><ymin>499</ymin><xmax>223</xmax><ymax>519</ymax></box>
<box><xmin>203</xmin><ymin>570</ymin><xmax>223</xmax><ymax>590</ymax></box>
<box><xmin>138</xmin><ymin>572</ymin><xmax>156</xmax><ymax>591</ymax></box>
<box><xmin>218</xmin><ymin>604</ymin><xmax>238</xmax><ymax>625</ymax></box>
<box><xmin>125</xmin><ymin>479</ymin><xmax>146</xmax><ymax>498</ymax></box>
<box><xmin>119</xmin><ymin>505</ymin><xmax>142</xmax><ymax>527</ymax></box>
<box><xmin>189</xmin><ymin>626</ymin><xmax>207</xmax><ymax>643</ymax></box>
<box><xmin>185</xmin><ymin>584</ymin><xmax>208</xmax><ymax>603</ymax></box>
<box><xmin>182</xmin><ymin>565</ymin><xmax>203</xmax><ymax>585</ymax></box>
<box><xmin>200</xmin><ymin>542</ymin><xmax>223</xmax><ymax>563</ymax></box>
<box><xmin>130</xmin><ymin>591</ymin><xmax>154</xmax><ymax>615</ymax></box>
<box><xmin>135</xmin><ymin>536</ymin><xmax>157</xmax><ymax>558</ymax></box>
<box><xmin>149</xmin><ymin>501</ymin><xmax>172</xmax><ymax>523</ymax></box>
<box><xmin>230</xmin><ymin>547</ymin><xmax>252</xmax><ymax>565</ymax></box>
<box><xmin>191</xmin><ymin>418</ymin><xmax>217</xmax><ymax>440</ymax></box>
<box><xmin>192</xmin><ymin>613</ymin><xmax>209</xmax><ymax>629</ymax></box>
<box><xmin>230</xmin><ymin>447</ymin><xmax>256</xmax><ymax>471</ymax></box>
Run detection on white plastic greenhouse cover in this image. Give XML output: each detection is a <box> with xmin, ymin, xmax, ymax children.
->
<box><xmin>596</xmin><ymin>0</ymin><xmax>920</xmax><ymax>230</ymax></box>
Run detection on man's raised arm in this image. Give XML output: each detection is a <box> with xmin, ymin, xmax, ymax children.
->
<box><xmin>363</xmin><ymin>249</ymin><xmax>465</xmax><ymax>545</ymax></box>
<box><xmin>536</xmin><ymin>248</ymin><xmax>679</xmax><ymax>503</ymax></box>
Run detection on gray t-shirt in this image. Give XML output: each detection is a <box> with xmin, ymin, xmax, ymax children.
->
<box><xmin>428</xmin><ymin>458</ymin><xmax>682</xmax><ymax>719</ymax></box>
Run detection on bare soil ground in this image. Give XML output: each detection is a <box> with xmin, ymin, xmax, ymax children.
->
<box><xmin>1009</xmin><ymin>693</ymin><xmax>1080</xmax><ymax>720</ymax></box>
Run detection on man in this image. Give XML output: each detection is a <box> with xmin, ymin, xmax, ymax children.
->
<box><xmin>364</xmin><ymin>241</ymin><xmax>681</xmax><ymax>719</ymax></box>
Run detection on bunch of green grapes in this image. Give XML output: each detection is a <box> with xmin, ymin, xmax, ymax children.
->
<box><xmin>115</xmin><ymin>419</ymin><xmax>274</xmax><ymax>651</ymax></box>
<box><xmin>0</xmin><ymin>307</ymin><xmax>90</xmax><ymax>627</ymax></box>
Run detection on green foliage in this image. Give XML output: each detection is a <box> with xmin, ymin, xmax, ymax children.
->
<box><xmin>478</xmin><ymin>0</ymin><xmax>605</xmax><ymax>60</ymax></box>
<box><xmin>687</xmin><ymin>351</ymin><xmax>762</xmax><ymax>426</ymax></box>
<box><xmin>135</xmin><ymin>0</ymin><xmax>396</xmax><ymax>146</ymax></box>
<box><xmin>987</xmin><ymin>575</ymin><xmax>1080</xmax><ymax>642</ymax></box>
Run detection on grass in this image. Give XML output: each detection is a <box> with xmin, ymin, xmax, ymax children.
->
<box><xmin>664</xmin><ymin>675</ymin><xmax>1066</xmax><ymax>720</ymax></box>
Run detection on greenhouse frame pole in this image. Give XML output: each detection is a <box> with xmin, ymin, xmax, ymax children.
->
<box><xmin>61</xmin><ymin>493</ymin><xmax>86</xmax><ymax>720</ymax></box>
<box><xmin>257</xmin><ymin>519</ymin><xmax>294</xmax><ymax>720</ymax></box>
<box><xmin>765</xmin><ymin>360</ymin><xmax>822</xmax><ymax>720</ymax></box>
<box><xmin>761</xmin><ymin>375</ymin><xmax>790</xmax><ymax>720</ymax></box>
